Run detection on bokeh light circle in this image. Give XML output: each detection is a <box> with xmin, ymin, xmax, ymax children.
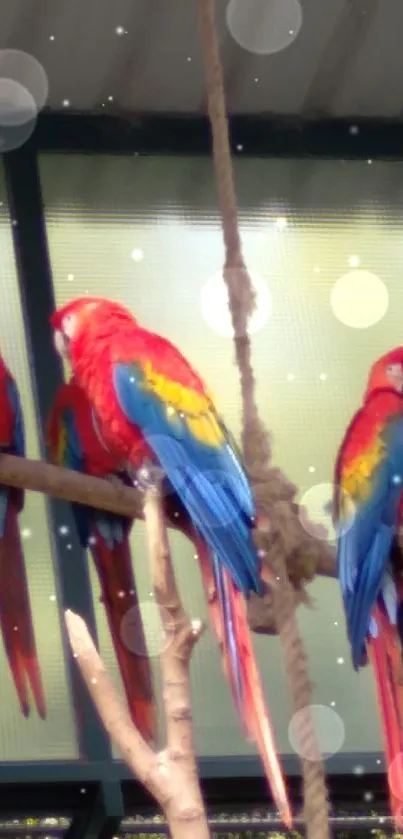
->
<box><xmin>288</xmin><ymin>704</ymin><xmax>345</xmax><ymax>761</ymax></box>
<box><xmin>388</xmin><ymin>752</ymin><xmax>403</xmax><ymax>803</ymax></box>
<box><xmin>0</xmin><ymin>80</ymin><xmax>37</xmax><ymax>151</ymax></box>
<box><xmin>330</xmin><ymin>270</ymin><xmax>389</xmax><ymax>329</ymax></box>
<box><xmin>0</xmin><ymin>50</ymin><xmax>48</xmax><ymax>110</ymax></box>
<box><xmin>201</xmin><ymin>270</ymin><xmax>271</xmax><ymax>338</ymax></box>
<box><xmin>120</xmin><ymin>601</ymin><xmax>170</xmax><ymax>659</ymax></box>
<box><xmin>298</xmin><ymin>482</ymin><xmax>356</xmax><ymax>543</ymax></box>
<box><xmin>226</xmin><ymin>0</ymin><xmax>303</xmax><ymax>55</ymax></box>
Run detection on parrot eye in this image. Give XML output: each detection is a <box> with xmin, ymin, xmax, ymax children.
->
<box><xmin>385</xmin><ymin>362</ymin><xmax>403</xmax><ymax>392</ymax></box>
<box><xmin>62</xmin><ymin>313</ymin><xmax>77</xmax><ymax>339</ymax></box>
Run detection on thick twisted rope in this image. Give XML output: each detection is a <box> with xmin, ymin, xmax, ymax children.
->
<box><xmin>196</xmin><ymin>1</ymin><xmax>331</xmax><ymax>836</ymax></box>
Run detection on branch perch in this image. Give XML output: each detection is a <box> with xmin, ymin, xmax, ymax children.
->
<box><xmin>0</xmin><ymin>453</ymin><xmax>337</xmax><ymax>580</ymax></box>
<box><xmin>65</xmin><ymin>485</ymin><xmax>209</xmax><ymax>839</ymax></box>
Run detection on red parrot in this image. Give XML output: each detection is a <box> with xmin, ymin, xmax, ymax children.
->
<box><xmin>47</xmin><ymin>376</ymin><xmax>157</xmax><ymax>743</ymax></box>
<box><xmin>50</xmin><ymin>296</ymin><xmax>292</xmax><ymax>829</ymax></box>
<box><xmin>334</xmin><ymin>346</ymin><xmax>403</xmax><ymax>828</ymax></box>
<box><xmin>0</xmin><ymin>354</ymin><xmax>46</xmax><ymax>718</ymax></box>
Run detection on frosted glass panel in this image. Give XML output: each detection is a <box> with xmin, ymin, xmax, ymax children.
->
<box><xmin>39</xmin><ymin>153</ymin><xmax>400</xmax><ymax>764</ymax></box>
<box><xmin>0</xmin><ymin>164</ymin><xmax>78</xmax><ymax>760</ymax></box>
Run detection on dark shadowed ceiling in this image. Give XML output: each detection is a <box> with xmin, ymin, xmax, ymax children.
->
<box><xmin>0</xmin><ymin>0</ymin><xmax>401</xmax><ymax>119</ymax></box>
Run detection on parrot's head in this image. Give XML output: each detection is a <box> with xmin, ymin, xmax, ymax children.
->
<box><xmin>365</xmin><ymin>347</ymin><xmax>403</xmax><ymax>399</ymax></box>
<box><xmin>50</xmin><ymin>296</ymin><xmax>136</xmax><ymax>359</ymax></box>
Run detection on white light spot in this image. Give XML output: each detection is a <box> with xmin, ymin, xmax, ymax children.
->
<box><xmin>254</xmin><ymin>77</ymin><xmax>259</xmax><ymax>83</ymax></box>
<box><xmin>0</xmin><ymin>78</ymin><xmax>37</xmax><ymax>151</ymax></box>
<box><xmin>108</xmin><ymin>95</ymin><xmax>114</xmax><ymax>102</ymax></box>
<box><xmin>376</xmin><ymin>758</ymin><xmax>381</xmax><ymax>764</ymax></box>
<box><xmin>226</xmin><ymin>0</ymin><xmax>302</xmax><ymax>55</ymax></box>
<box><xmin>62</xmin><ymin>99</ymin><xmax>70</xmax><ymax>107</ymax></box>
<box><xmin>308</xmin><ymin>466</ymin><xmax>316</xmax><ymax>473</ymax></box>
<box><xmin>368</xmin><ymin>159</ymin><xmax>373</xmax><ymax>164</ymax></box>
<box><xmin>117</xmin><ymin>590</ymin><xmax>125</xmax><ymax>599</ymax></box>
<box><xmin>187</xmin><ymin>56</ymin><xmax>192</xmax><ymax>62</ymax></box>
<box><xmin>67</xmin><ymin>273</ymin><xmax>74</xmax><ymax>281</ymax></box>
<box><xmin>91</xmin><ymin>677</ymin><xmax>97</xmax><ymax>684</ymax></box>
<box><xmin>363</xmin><ymin>791</ymin><xmax>373</xmax><ymax>802</ymax></box>
<box><xmin>275</xmin><ymin>216</ymin><xmax>288</xmax><ymax>230</ymax></box>
<box><xmin>288</xmin><ymin>704</ymin><xmax>345</xmax><ymax>761</ymax></box>
<box><xmin>353</xmin><ymin>764</ymin><xmax>365</xmax><ymax>775</ymax></box>
<box><xmin>330</xmin><ymin>701</ymin><xmax>336</xmax><ymax>707</ymax></box>
<box><xmin>88</xmin><ymin>536</ymin><xmax>97</xmax><ymax>546</ymax></box>
<box><xmin>49</xmin><ymin>35</ymin><xmax>55</xmax><ymax>41</ymax></box>
<box><xmin>299</xmin><ymin>483</ymin><xmax>355</xmax><ymax>543</ymax></box>
<box><xmin>120</xmin><ymin>601</ymin><xmax>168</xmax><ymax>658</ymax></box>
<box><xmin>330</xmin><ymin>270</ymin><xmax>389</xmax><ymax>329</ymax></box>
<box><xmin>286</xmin><ymin>373</ymin><xmax>295</xmax><ymax>381</ymax></box>
<box><xmin>319</xmin><ymin>372</ymin><xmax>327</xmax><ymax>381</ymax></box>
<box><xmin>115</xmin><ymin>26</ymin><xmax>125</xmax><ymax>35</ymax></box>
<box><xmin>348</xmin><ymin>254</ymin><xmax>360</xmax><ymax>268</ymax></box>
<box><xmin>337</xmin><ymin>657</ymin><xmax>344</xmax><ymax>665</ymax></box>
<box><xmin>49</xmin><ymin>595</ymin><xmax>56</xmax><ymax>602</ymax></box>
<box><xmin>21</xmin><ymin>528</ymin><xmax>32</xmax><ymax>539</ymax></box>
<box><xmin>58</xmin><ymin>525</ymin><xmax>69</xmax><ymax>536</ymax></box>
<box><xmin>349</xmin><ymin>125</ymin><xmax>359</xmax><ymax>135</ymax></box>
<box><xmin>80</xmin><ymin>789</ymin><xmax>86</xmax><ymax>794</ymax></box>
<box><xmin>392</xmin><ymin>474</ymin><xmax>402</xmax><ymax>485</ymax></box>
<box><xmin>314</xmin><ymin>266</ymin><xmax>321</xmax><ymax>273</ymax></box>
<box><xmin>0</xmin><ymin>50</ymin><xmax>48</xmax><ymax>110</ymax></box>
<box><xmin>236</xmin><ymin>144</ymin><xmax>243</xmax><ymax>151</ymax></box>
<box><xmin>66</xmin><ymin>543</ymin><xmax>72</xmax><ymax>550</ymax></box>
<box><xmin>166</xmin><ymin>405</ymin><xmax>175</xmax><ymax>416</ymax></box>
<box><xmin>334</xmin><ymin>621</ymin><xmax>338</xmax><ymax>626</ymax></box>
<box><xmin>131</xmin><ymin>248</ymin><xmax>144</xmax><ymax>262</ymax></box>
<box><xmin>201</xmin><ymin>270</ymin><xmax>271</xmax><ymax>338</ymax></box>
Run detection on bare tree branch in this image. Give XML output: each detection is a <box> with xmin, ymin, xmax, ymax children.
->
<box><xmin>65</xmin><ymin>485</ymin><xmax>210</xmax><ymax>839</ymax></box>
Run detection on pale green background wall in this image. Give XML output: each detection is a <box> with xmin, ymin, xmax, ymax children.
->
<box><xmin>37</xmin><ymin>153</ymin><xmax>401</xmax><ymax>765</ymax></box>
<box><xmin>1</xmin><ymin>152</ymin><xmax>397</xmax><ymax>765</ymax></box>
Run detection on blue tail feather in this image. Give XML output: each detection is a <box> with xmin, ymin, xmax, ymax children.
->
<box><xmin>212</xmin><ymin>552</ymin><xmax>244</xmax><ymax>715</ymax></box>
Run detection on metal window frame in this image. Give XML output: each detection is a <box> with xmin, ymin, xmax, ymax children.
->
<box><xmin>0</xmin><ymin>111</ymin><xmax>396</xmax><ymax>827</ymax></box>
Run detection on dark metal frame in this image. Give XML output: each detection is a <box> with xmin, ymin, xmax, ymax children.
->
<box><xmin>0</xmin><ymin>110</ymin><xmax>398</xmax><ymax>833</ymax></box>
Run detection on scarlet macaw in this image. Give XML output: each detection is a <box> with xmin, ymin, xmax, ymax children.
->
<box><xmin>0</xmin><ymin>354</ymin><xmax>46</xmax><ymax>717</ymax></box>
<box><xmin>334</xmin><ymin>346</ymin><xmax>403</xmax><ymax>827</ymax></box>
<box><xmin>50</xmin><ymin>296</ymin><xmax>292</xmax><ymax>828</ymax></box>
<box><xmin>47</xmin><ymin>376</ymin><xmax>157</xmax><ymax>743</ymax></box>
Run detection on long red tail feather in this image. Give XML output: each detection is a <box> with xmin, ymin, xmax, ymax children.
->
<box><xmin>195</xmin><ymin>538</ymin><xmax>292</xmax><ymax>829</ymax></box>
<box><xmin>90</xmin><ymin>531</ymin><xmax>157</xmax><ymax>743</ymax></box>
<box><xmin>0</xmin><ymin>504</ymin><xmax>46</xmax><ymax>718</ymax></box>
<box><xmin>368</xmin><ymin>603</ymin><xmax>403</xmax><ymax>829</ymax></box>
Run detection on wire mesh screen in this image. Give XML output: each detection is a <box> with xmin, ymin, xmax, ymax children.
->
<box><xmin>38</xmin><ymin>151</ymin><xmax>403</xmax><ymax>771</ymax></box>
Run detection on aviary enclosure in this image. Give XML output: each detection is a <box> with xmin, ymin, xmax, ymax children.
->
<box><xmin>0</xmin><ymin>0</ymin><xmax>402</xmax><ymax>837</ymax></box>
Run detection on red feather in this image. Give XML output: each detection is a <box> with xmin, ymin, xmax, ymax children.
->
<box><xmin>47</xmin><ymin>379</ymin><xmax>157</xmax><ymax>743</ymax></box>
<box><xmin>51</xmin><ymin>299</ymin><xmax>292</xmax><ymax>827</ymax></box>
<box><xmin>0</xmin><ymin>361</ymin><xmax>46</xmax><ymax>718</ymax></box>
<box><xmin>335</xmin><ymin>346</ymin><xmax>403</xmax><ymax>828</ymax></box>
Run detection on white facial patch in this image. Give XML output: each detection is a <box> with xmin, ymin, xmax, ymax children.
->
<box><xmin>62</xmin><ymin>313</ymin><xmax>78</xmax><ymax>338</ymax></box>
<box><xmin>53</xmin><ymin>329</ymin><xmax>67</xmax><ymax>357</ymax></box>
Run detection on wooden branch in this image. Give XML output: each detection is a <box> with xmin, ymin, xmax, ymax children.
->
<box><xmin>65</xmin><ymin>485</ymin><xmax>210</xmax><ymax>839</ymax></box>
<box><xmin>0</xmin><ymin>452</ymin><xmax>147</xmax><ymax>517</ymax></box>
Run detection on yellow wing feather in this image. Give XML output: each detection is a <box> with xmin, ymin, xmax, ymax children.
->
<box><xmin>141</xmin><ymin>359</ymin><xmax>225</xmax><ymax>448</ymax></box>
<box><xmin>338</xmin><ymin>434</ymin><xmax>387</xmax><ymax>518</ymax></box>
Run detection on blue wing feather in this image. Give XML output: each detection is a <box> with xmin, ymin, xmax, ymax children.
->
<box><xmin>113</xmin><ymin>362</ymin><xmax>261</xmax><ymax>594</ymax></box>
<box><xmin>6</xmin><ymin>377</ymin><xmax>25</xmax><ymax>457</ymax></box>
<box><xmin>337</xmin><ymin>416</ymin><xmax>403</xmax><ymax>669</ymax></box>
